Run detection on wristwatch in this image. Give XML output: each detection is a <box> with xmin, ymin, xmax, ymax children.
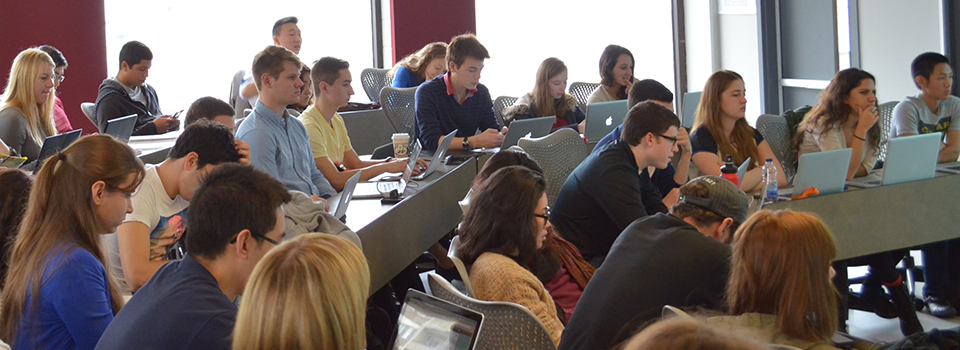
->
<box><xmin>462</xmin><ymin>137</ymin><xmax>471</xmax><ymax>149</ymax></box>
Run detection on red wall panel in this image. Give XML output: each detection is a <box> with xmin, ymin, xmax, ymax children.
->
<box><xmin>390</xmin><ymin>0</ymin><xmax>476</xmax><ymax>65</ymax></box>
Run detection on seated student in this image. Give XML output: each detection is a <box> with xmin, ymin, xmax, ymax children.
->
<box><xmin>892</xmin><ymin>52</ymin><xmax>960</xmax><ymax>318</ymax></box>
<box><xmin>95</xmin><ymin>41</ymin><xmax>178</xmax><ymax>135</ymax></box>
<box><xmin>37</xmin><ymin>45</ymin><xmax>73</xmax><ymax>133</ymax></box>
<box><xmin>0</xmin><ymin>135</ymin><xmax>145</xmax><ymax>350</ymax></box>
<box><xmin>114</xmin><ymin>121</ymin><xmax>242</xmax><ymax>292</ymax></box>
<box><xmin>621</xmin><ymin>317</ymin><xmax>766</xmax><ymax>350</ymax></box>
<box><xmin>690</xmin><ymin>70</ymin><xmax>787</xmax><ymax>192</ymax></box>
<box><xmin>236</xmin><ymin>45</ymin><xmax>336</xmax><ymax>201</ymax></box>
<box><xmin>95</xmin><ymin>163</ymin><xmax>292</xmax><ymax>350</ymax></box>
<box><xmin>458</xmin><ymin>166</ymin><xmax>565</xmax><ymax>345</ymax></box>
<box><xmin>239</xmin><ymin>16</ymin><xmax>302</xmax><ymax>108</ymax></box>
<box><xmin>503</xmin><ymin>57</ymin><xmax>586</xmax><ymax>133</ymax></box>
<box><xmin>0</xmin><ymin>168</ymin><xmax>32</xmax><ymax>289</ymax></box>
<box><xmin>0</xmin><ymin>48</ymin><xmax>57</xmax><ymax>163</ymax></box>
<box><xmin>706</xmin><ymin>210</ymin><xmax>843</xmax><ymax>350</ymax></box>
<box><xmin>184</xmin><ymin>96</ymin><xmax>237</xmax><ymax>130</ymax></box>
<box><xmin>550</xmin><ymin>102</ymin><xmax>677</xmax><ymax>267</ymax></box>
<box><xmin>414</xmin><ymin>34</ymin><xmax>505</xmax><ymax>152</ymax></box>
<box><xmin>558</xmin><ymin>175</ymin><xmax>749</xmax><ymax>350</ymax></box>
<box><xmin>300</xmin><ymin>56</ymin><xmax>426</xmax><ymax>191</ymax></box>
<box><xmin>587</xmin><ymin>45</ymin><xmax>636</xmax><ymax>104</ymax></box>
<box><xmin>288</xmin><ymin>64</ymin><xmax>312</xmax><ymax>114</ymax></box>
<box><xmin>233</xmin><ymin>234</ymin><xmax>369</xmax><ymax>350</ymax></box>
<box><xmin>594</xmin><ymin>79</ymin><xmax>691</xmax><ymax>203</ymax></box>
<box><xmin>388</xmin><ymin>42</ymin><xmax>448</xmax><ymax>88</ymax></box>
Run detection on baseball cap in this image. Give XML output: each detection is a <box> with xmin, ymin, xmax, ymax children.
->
<box><xmin>676</xmin><ymin>175</ymin><xmax>750</xmax><ymax>223</ymax></box>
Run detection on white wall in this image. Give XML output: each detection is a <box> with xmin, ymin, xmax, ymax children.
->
<box><xmin>859</xmin><ymin>0</ymin><xmax>943</xmax><ymax>104</ymax></box>
<box><xmin>718</xmin><ymin>12</ymin><xmax>761</xmax><ymax>125</ymax></box>
<box><xmin>685</xmin><ymin>0</ymin><xmax>717</xmax><ymax>93</ymax></box>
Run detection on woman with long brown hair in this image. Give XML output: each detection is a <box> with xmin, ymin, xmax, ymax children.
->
<box><xmin>0</xmin><ymin>135</ymin><xmax>145</xmax><ymax>349</ymax></box>
<box><xmin>588</xmin><ymin>45</ymin><xmax>635</xmax><ymax>103</ymax></box>
<box><xmin>504</xmin><ymin>58</ymin><xmax>586</xmax><ymax>133</ymax></box>
<box><xmin>388</xmin><ymin>42</ymin><xmax>448</xmax><ymax>88</ymax></box>
<box><xmin>0</xmin><ymin>168</ymin><xmax>32</xmax><ymax>290</ymax></box>
<box><xmin>690</xmin><ymin>70</ymin><xmax>787</xmax><ymax>191</ymax></box>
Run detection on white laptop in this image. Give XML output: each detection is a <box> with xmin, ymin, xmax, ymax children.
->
<box><xmin>782</xmin><ymin>148</ymin><xmax>852</xmax><ymax>197</ymax></box>
<box><xmin>354</xmin><ymin>139</ymin><xmax>422</xmax><ymax>198</ymax></box>
<box><xmin>501</xmin><ymin>116</ymin><xmax>555</xmax><ymax>149</ymax></box>
<box><xmin>584</xmin><ymin>100</ymin><xmax>628</xmax><ymax>142</ymax></box>
<box><xmin>390</xmin><ymin>289</ymin><xmax>483</xmax><ymax>350</ymax></box>
<box><xmin>412</xmin><ymin>129</ymin><xmax>457</xmax><ymax>181</ymax></box>
<box><xmin>850</xmin><ymin>133</ymin><xmax>940</xmax><ymax>187</ymax></box>
<box><xmin>327</xmin><ymin>171</ymin><xmax>361</xmax><ymax>221</ymax></box>
<box><xmin>681</xmin><ymin>91</ymin><xmax>702</xmax><ymax>129</ymax></box>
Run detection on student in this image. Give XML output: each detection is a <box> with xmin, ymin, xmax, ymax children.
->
<box><xmin>114</xmin><ymin>121</ymin><xmax>242</xmax><ymax>292</ymax></box>
<box><xmin>594</xmin><ymin>79</ymin><xmax>691</xmax><ymax>203</ymax></box>
<box><xmin>288</xmin><ymin>64</ymin><xmax>312</xmax><ymax>114</ymax></box>
<box><xmin>413</xmin><ymin>34</ymin><xmax>505</xmax><ymax>152</ymax></box>
<box><xmin>891</xmin><ymin>52</ymin><xmax>960</xmax><ymax>318</ymax></box>
<box><xmin>503</xmin><ymin>57</ymin><xmax>586</xmax><ymax>133</ymax></box>
<box><xmin>0</xmin><ymin>135</ymin><xmax>145</xmax><ymax>350</ymax></box>
<box><xmin>458</xmin><ymin>166</ymin><xmax>564</xmax><ymax>345</ymax></box>
<box><xmin>706</xmin><ymin>210</ymin><xmax>842</xmax><ymax>349</ymax></box>
<box><xmin>183</xmin><ymin>96</ymin><xmax>237</xmax><ymax>130</ymax></box>
<box><xmin>37</xmin><ymin>45</ymin><xmax>73</xmax><ymax>133</ymax></box>
<box><xmin>236</xmin><ymin>45</ymin><xmax>336</xmax><ymax>201</ymax></box>
<box><xmin>0</xmin><ymin>168</ymin><xmax>32</xmax><ymax>289</ymax></box>
<box><xmin>690</xmin><ymin>70</ymin><xmax>786</xmax><ymax>191</ymax></box>
<box><xmin>587</xmin><ymin>45</ymin><xmax>635</xmax><ymax>103</ymax></box>
<box><xmin>621</xmin><ymin>317</ymin><xmax>766</xmax><ymax>350</ymax></box>
<box><xmin>95</xmin><ymin>41</ymin><xmax>178</xmax><ymax>135</ymax></box>
<box><xmin>0</xmin><ymin>48</ymin><xmax>57</xmax><ymax>162</ymax></box>
<box><xmin>558</xmin><ymin>176</ymin><xmax>749</xmax><ymax>350</ymax></box>
<box><xmin>95</xmin><ymin>163</ymin><xmax>291</xmax><ymax>350</ymax></box>
<box><xmin>796</xmin><ymin>68</ymin><xmax>882</xmax><ymax>181</ymax></box>
<box><xmin>232</xmin><ymin>234</ymin><xmax>369</xmax><ymax>350</ymax></box>
<box><xmin>388</xmin><ymin>42</ymin><xmax>448</xmax><ymax>88</ymax></box>
<box><xmin>300</xmin><ymin>56</ymin><xmax>425</xmax><ymax>191</ymax></box>
<box><xmin>550</xmin><ymin>102</ymin><xmax>677</xmax><ymax>267</ymax></box>
<box><xmin>239</xmin><ymin>17</ymin><xmax>302</xmax><ymax>107</ymax></box>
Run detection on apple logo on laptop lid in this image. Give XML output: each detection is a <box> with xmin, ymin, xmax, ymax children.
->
<box><xmin>605</xmin><ymin>116</ymin><xmax>613</xmax><ymax>126</ymax></box>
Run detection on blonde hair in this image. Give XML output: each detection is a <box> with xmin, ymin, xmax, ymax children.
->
<box><xmin>233</xmin><ymin>234</ymin><xmax>370</xmax><ymax>350</ymax></box>
<box><xmin>727</xmin><ymin>210</ymin><xmax>838</xmax><ymax>343</ymax></box>
<box><xmin>387</xmin><ymin>42</ymin><xmax>448</xmax><ymax>83</ymax></box>
<box><xmin>622</xmin><ymin>317</ymin><xmax>766</xmax><ymax>350</ymax></box>
<box><xmin>1</xmin><ymin>48</ymin><xmax>57</xmax><ymax>144</ymax></box>
<box><xmin>692</xmin><ymin>70</ymin><xmax>760</xmax><ymax>169</ymax></box>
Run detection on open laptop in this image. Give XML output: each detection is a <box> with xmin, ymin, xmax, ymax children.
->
<box><xmin>412</xmin><ymin>129</ymin><xmax>457</xmax><ymax>181</ymax></box>
<box><xmin>390</xmin><ymin>289</ymin><xmax>483</xmax><ymax>350</ymax></box>
<box><xmin>583</xmin><ymin>100</ymin><xmax>628</xmax><ymax>142</ymax></box>
<box><xmin>850</xmin><ymin>133</ymin><xmax>940</xmax><ymax>187</ymax></box>
<box><xmin>354</xmin><ymin>139</ymin><xmax>422</xmax><ymax>199</ymax></box>
<box><xmin>500</xmin><ymin>116</ymin><xmax>555</xmax><ymax>149</ymax></box>
<box><xmin>104</xmin><ymin>114</ymin><xmax>138</xmax><ymax>143</ymax></box>
<box><xmin>681</xmin><ymin>91</ymin><xmax>702</xmax><ymax>129</ymax></box>
<box><xmin>327</xmin><ymin>171</ymin><xmax>361</xmax><ymax>221</ymax></box>
<box><xmin>781</xmin><ymin>148</ymin><xmax>852</xmax><ymax>197</ymax></box>
<box><xmin>28</xmin><ymin>129</ymin><xmax>83</xmax><ymax>168</ymax></box>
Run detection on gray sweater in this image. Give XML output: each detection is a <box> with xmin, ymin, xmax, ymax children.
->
<box><xmin>0</xmin><ymin>107</ymin><xmax>49</xmax><ymax>162</ymax></box>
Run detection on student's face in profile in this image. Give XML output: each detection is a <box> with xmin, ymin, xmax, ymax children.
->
<box><xmin>122</xmin><ymin>59</ymin><xmax>151</xmax><ymax>87</ymax></box>
<box><xmin>424</xmin><ymin>58</ymin><xmax>446</xmax><ymax>81</ymax></box>
<box><xmin>326</xmin><ymin>69</ymin><xmax>354</xmax><ymax>107</ymax></box>
<box><xmin>273</xmin><ymin>23</ymin><xmax>302</xmax><ymax>55</ymax></box>
<box><xmin>268</xmin><ymin>61</ymin><xmax>304</xmax><ymax>106</ymax></box>
<box><xmin>548</xmin><ymin>71</ymin><xmax>567</xmax><ymax>100</ymax></box>
<box><xmin>532</xmin><ymin>193</ymin><xmax>550</xmax><ymax>249</ymax></box>
<box><xmin>651</xmin><ymin>126</ymin><xmax>679</xmax><ymax>169</ymax></box>
<box><xmin>921</xmin><ymin>63</ymin><xmax>954</xmax><ymax>101</ymax></box>
<box><xmin>213</xmin><ymin>115</ymin><xmax>236</xmax><ymax>131</ymax></box>
<box><xmin>844</xmin><ymin>78</ymin><xmax>877</xmax><ymax>113</ymax></box>
<box><xmin>298</xmin><ymin>73</ymin><xmax>313</xmax><ymax>107</ymax></box>
<box><xmin>612</xmin><ymin>54</ymin><xmax>634</xmax><ymax>88</ymax></box>
<box><xmin>450</xmin><ymin>57</ymin><xmax>484</xmax><ymax>91</ymax></box>
<box><xmin>54</xmin><ymin>65</ymin><xmax>66</xmax><ymax>89</ymax></box>
<box><xmin>34</xmin><ymin>63</ymin><xmax>56</xmax><ymax>105</ymax></box>
<box><xmin>719</xmin><ymin>79</ymin><xmax>747</xmax><ymax>120</ymax></box>
<box><xmin>93</xmin><ymin>173</ymin><xmax>137</xmax><ymax>234</ymax></box>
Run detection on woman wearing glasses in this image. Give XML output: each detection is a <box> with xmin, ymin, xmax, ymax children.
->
<box><xmin>458</xmin><ymin>165</ymin><xmax>564</xmax><ymax>345</ymax></box>
<box><xmin>0</xmin><ymin>48</ymin><xmax>59</xmax><ymax>162</ymax></box>
<box><xmin>38</xmin><ymin>46</ymin><xmax>73</xmax><ymax>133</ymax></box>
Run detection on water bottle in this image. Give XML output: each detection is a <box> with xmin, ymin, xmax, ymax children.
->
<box><xmin>761</xmin><ymin>158</ymin><xmax>778</xmax><ymax>206</ymax></box>
<box><xmin>720</xmin><ymin>155</ymin><xmax>740</xmax><ymax>186</ymax></box>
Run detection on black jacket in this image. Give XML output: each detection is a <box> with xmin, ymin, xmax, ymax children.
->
<box><xmin>94</xmin><ymin>78</ymin><xmax>160</xmax><ymax>135</ymax></box>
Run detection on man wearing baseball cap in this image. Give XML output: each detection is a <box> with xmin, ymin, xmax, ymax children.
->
<box><xmin>558</xmin><ymin>175</ymin><xmax>750</xmax><ymax>350</ymax></box>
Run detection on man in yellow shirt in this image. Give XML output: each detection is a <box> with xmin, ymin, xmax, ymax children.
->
<box><xmin>299</xmin><ymin>56</ymin><xmax>426</xmax><ymax>191</ymax></box>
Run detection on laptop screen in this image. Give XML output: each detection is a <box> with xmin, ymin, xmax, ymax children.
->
<box><xmin>392</xmin><ymin>290</ymin><xmax>482</xmax><ymax>350</ymax></box>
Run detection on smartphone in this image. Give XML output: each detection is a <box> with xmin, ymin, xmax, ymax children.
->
<box><xmin>171</xmin><ymin>110</ymin><xmax>183</xmax><ymax>119</ymax></box>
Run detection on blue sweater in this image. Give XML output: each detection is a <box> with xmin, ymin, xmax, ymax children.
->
<box><xmin>413</xmin><ymin>75</ymin><xmax>500</xmax><ymax>151</ymax></box>
<box><xmin>391</xmin><ymin>65</ymin><xmax>422</xmax><ymax>88</ymax></box>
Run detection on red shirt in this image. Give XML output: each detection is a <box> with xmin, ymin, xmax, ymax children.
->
<box><xmin>443</xmin><ymin>72</ymin><xmax>477</xmax><ymax>105</ymax></box>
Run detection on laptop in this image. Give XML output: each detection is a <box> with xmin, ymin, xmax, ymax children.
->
<box><xmin>583</xmin><ymin>100</ymin><xmax>628</xmax><ymax>142</ymax></box>
<box><xmin>412</xmin><ymin>129</ymin><xmax>457</xmax><ymax>181</ymax></box>
<box><xmin>851</xmin><ymin>133</ymin><xmax>940</xmax><ymax>187</ymax></box>
<box><xmin>354</xmin><ymin>139</ymin><xmax>422</xmax><ymax>198</ymax></box>
<box><xmin>784</xmin><ymin>148</ymin><xmax>852</xmax><ymax>197</ymax></box>
<box><xmin>500</xmin><ymin>116</ymin><xmax>555</xmax><ymax>149</ymax></box>
<box><xmin>328</xmin><ymin>171</ymin><xmax>361</xmax><ymax>221</ymax></box>
<box><xmin>682</xmin><ymin>91</ymin><xmax>702</xmax><ymax>129</ymax></box>
<box><xmin>390</xmin><ymin>289</ymin><xmax>483</xmax><ymax>350</ymax></box>
<box><xmin>29</xmin><ymin>129</ymin><xmax>83</xmax><ymax>168</ymax></box>
<box><xmin>104</xmin><ymin>114</ymin><xmax>138</xmax><ymax>143</ymax></box>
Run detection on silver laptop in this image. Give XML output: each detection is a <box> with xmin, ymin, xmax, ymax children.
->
<box><xmin>104</xmin><ymin>114</ymin><xmax>138</xmax><ymax>143</ymax></box>
<box><xmin>412</xmin><ymin>129</ymin><xmax>457</xmax><ymax>181</ymax></box>
<box><xmin>390</xmin><ymin>289</ymin><xmax>483</xmax><ymax>350</ymax></box>
<box><xmin>785</xmin><ymin>148</ymin><xmax>852</xmax><ymax>197</ymax></box>
<box><xmin>328</xmin><ymin>171</ymin><xmax>361</xmax><ymax>221</ymax></box>
<box><xmin>501</xmin><ymin>116</ymin><xmax>555</xmax><ymax>149</ymax></box>
<box><xmin>584</xmin><ymin>100</ymin><xmax>628</xmax><ymax>142</ymax></box>
<box><xmin>682</xmin><ymin>91</ymin><xmax>702</xmax><ymax>129</ymax></box>
<box><xmin>354</xmin><ymin>139</ymin><xmax>422</xmax><ymax>198</ymax></box>
<box><xmin>851</xmin><ymin>133</ymin><xmax>940</xmax><ymax>187</ymax></box>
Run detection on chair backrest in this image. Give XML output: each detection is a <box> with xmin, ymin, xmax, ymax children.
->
<box><xmin>380</xmin><ymin>86</ymin><xmax>419</xmax><ymax>135</ymax></box>
<box><xmin>361</xmin><ymin>68</ymin><xmax>390</xmax><ymax>103</ymax></box>
<box><xmin>80</xmin><ymin>102</ymin><xmax>96</xmax><ymax>125</ymax></box>
<box><xmin>229</xmin><ymin>70</ymin><xmax>252</xmax><ymax>120</ymax></box>
<box><xmin>877</xmin><ymin>101</ymin><xmax>898</xmax><ymax>162</ymax></box>
<box><xmin>518</xmin><ymin>128</ymin><xmax>589</xmax><ymax>206</ymax></box>
<box><xmin>568</xmin><ymin>82</ymin><xmax>599</xmax><ymax>113</ymax></box>
<box><xmin>493</xmin><ymin>96</ymin><xmax>518</xmax><ymax>127</ymax></box>
<box><xmin>756</xmin><ymin>114</ymin><xmax>797</xmax><ymax>180</ymax></box>
<box><xmin>427</xmin><ymin>273</ymin><xmax>557</xmax><ymax>350</ymax></box>
<box><xmin>447</xmin><ymin>235</ymin><xmax>474</xmax><ymax>296</ymax></box>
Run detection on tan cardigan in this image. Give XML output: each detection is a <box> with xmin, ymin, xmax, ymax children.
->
<box><xmin>470</xmin><ymin>252</ymin><xmax>564</xmax><ymax>345</ymax></box>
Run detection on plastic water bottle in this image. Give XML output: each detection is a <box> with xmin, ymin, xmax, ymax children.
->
<box><xmin>720</xmin><ymin>155</ymin><xmax>740</xmax><ymax>186</ymax></box>
<box><xmin>761</xmin><ymin>158</ymin><xmax>778</xmax><ymax>206</ymax></box>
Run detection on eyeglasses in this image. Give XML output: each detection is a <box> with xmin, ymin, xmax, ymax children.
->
<box><xmin>54</xmin><ymin>74</ymin><xmax>65</xmax><ymax>83</ymax></box>
<box><xmin>230</xmin><ymin>233</ymin><xmax>281</xmax><ymax>246</ymax></box>
<box><xmin>534</xmin><ymin>206</ymin><xmax>551</xmax><ymax>228</ymax></box>
<box><xmin>657</xmin><ymin>134</ymin><xmax>679</xmax><ymax>147</ymax></box>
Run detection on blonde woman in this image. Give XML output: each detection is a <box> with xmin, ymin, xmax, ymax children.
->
<box><xmin>0</xmin><ymin>48</ymin><xmax>57</xmax><ymax>162</ymax></box>
<box><xmin>233</xmin><ymin>233</ymin><xmax>370</xmax><ymax>350</ymax></box>
<box><xmin>388</xmin><ymin>42</ymin><xmax>448</xmax><ymax>88</ymax></box>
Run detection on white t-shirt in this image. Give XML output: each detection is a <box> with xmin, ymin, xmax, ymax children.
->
<box><xmin>122</xmin><ymin>163</ymin><xmax>189</xmax><ymax>262</ymax></box>
<box><xmin>892</xmin><ymin>94</ymin><xmax>960</xmax><ymax>138</ymax></box>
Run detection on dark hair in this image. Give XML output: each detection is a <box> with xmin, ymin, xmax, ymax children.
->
<box><xmin>670</xmin><ymin>181</ymin><xmax>741</xmax><ymax>242</ymax></box>
<box><xmin>119</xmin><ymin>41</ymin><xmax>152</xmax><ymax>69</ymax></box>
<box><xmin>793</xmin><ymin>68</ymin><xmax>881</xmax><ymax>154</ymax></box>
<box><xmin>252</xmin><ymin>45</ymin><xmax>302</xmax><ymax>91</ymax></box>
<box><xmin>473</xmin><ymin>149</ymin><xmax>542</xmax><ymax>189</ymax></box>
<box><xmin>311</xmin><ymin>57</ymin><xmax>350</xmax><ymax>94</ymax></box>
<box><xmin>599</xmin><ymin>44</ymin><xmax>635</xmax><ymax>98</ymax></box>
<box><xmin>184</xmin><ymin>97</ymin><xmax>235</xmax><ymax>126</ymax></box>
<box><xmin>911</xmin><ymin>52</ymin><xmax>951</xmax><ymax>89</ymax></box>
<box><xmin>36</xmin><ymin>45</ymin><xmax>67</xmax><ymax>68</ymax></box>
<box><xmin>168</xmin><ymin>120</ymin><xmax>241</xmax><ymax>168</ymax></box>
<box><xmin>621</xmin><ymin>101</ymin><xmax>681</xmax><ymax>147</ymax></box>
<box><xmin>0</xmin><ymin>168</ymin><xmax>32</xmax><ymax>289</ymax></box>
<box><xmin>627</xmin><ymin>79</ymin><xmax>673</xmax><ymax>108</ymax></box>
<box><xmin>458</xmin><ymin>166</ymin><xmax>546</xmax><ymax>272</ymax></box>
<box><xmin>186</xmin><ymin>163</ymin><xmax>292</xmax><ymax>260</ymax></box>
<box><xmin>446</xmin><ymin>34</ymin><xmax>490</xmax><ymax>68</ymax></box>
<box><xmin>272</xmin><ymin>16</ymin><xmax>298</xmax><ymax>36</ymax></box>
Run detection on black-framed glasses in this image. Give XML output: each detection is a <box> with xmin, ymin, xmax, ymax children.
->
<box><xmin>54</xmin><ymin>74</ymin><xmax>65</xmax><ymax>83</ymax></box>
<box><xmin>657</xmin><ymin>134</ymin><xmax>679</xmax><ymax>147</ymax></box>
<box><xmin>230</xmin><ymin>233</ymin><xmax>280</xmax><ymax>246</ymax></box>
<box><xmin>534</xmin><ymin>206</ymin><xmax>551</xmax><ymax>228</ymax></box>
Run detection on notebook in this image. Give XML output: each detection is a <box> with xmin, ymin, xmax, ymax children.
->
<box><xmin>583</xmin><ymin>100</ymin><xmax>628</xmax><ymax>142</ymax></box>
<box><xmin>681</xmin><ymin>91</ymin><xmax>702</xmax><ymax>129</ymax></box>
<box><xmin>500</xmin><ymin>116</ymin><xmax>555</xmax><ymax>149</ymax></box>
<box><xmin>390</xmin><ymin>289</ymin><xmax>483</xmax><ymax>350</ymax></box>
<box><xmin>412</xmin><ymin>129</ymin><xmax>457</xmax><ymax>181</ymax></box>
<box><xmin>785</xmin><ymin>148</ymin><xmax>853</xmax><ymax>197</ymax></box>
<box><xmin>104</xmin><ymin>114</ymin><xmax>138</xmax><ymax>143</ymax></box>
